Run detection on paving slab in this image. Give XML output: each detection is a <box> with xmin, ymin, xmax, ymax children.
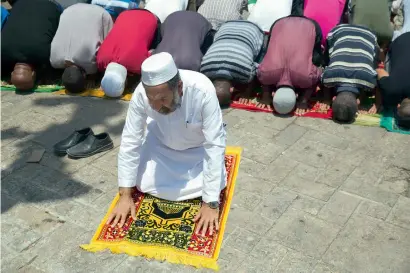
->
<box><xmin>2</xmin><ymin>94</ymin><xmax>410</xmax><ymax>273</ymax></box>
<box><xmin>322</xmin><ymin>214</ymin><xmax>410</xmax><ymax>273</ymax></box>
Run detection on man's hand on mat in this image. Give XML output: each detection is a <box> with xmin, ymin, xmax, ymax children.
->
<box><xmin>106</xmin><ymin>191</ymin><xmax>136</xmax><ymax>228</ymax></box>
<box><xmin>194</xmin><ymin>203</ymin><xmax>219</xmax><ymax>237</ymax></box>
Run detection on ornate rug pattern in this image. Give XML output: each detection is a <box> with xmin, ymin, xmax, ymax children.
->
<box><xmin>81</xmin><ymin>146</ymin><xmax>242</xmax><ymax>270</ymax></box>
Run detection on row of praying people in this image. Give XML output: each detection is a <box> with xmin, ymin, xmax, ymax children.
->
<box><xmin>1</xmin><ymin>0</ymin><xmax>410</xmax><ymax>128</ymax></box>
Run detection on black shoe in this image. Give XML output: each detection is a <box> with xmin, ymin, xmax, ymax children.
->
<box><xmin>53</xmin><ymin>128</ymin><xmax>94</xmax><ymax>155</ymax></box>
<box><xmin>66</xmin><ymin>132</ymin><xmax>114</xmax><ymax>159</ymax></box>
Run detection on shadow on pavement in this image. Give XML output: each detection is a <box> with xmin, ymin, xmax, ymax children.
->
<box><xmin>1</xmin><ymin>93</ymin><xmax>128</xmax><ymax>213</ymax></box>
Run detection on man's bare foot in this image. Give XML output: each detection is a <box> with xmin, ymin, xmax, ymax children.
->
<box><xmin>238</xmin><ymin>97</ymin><xmax>252</xmax><ymax>105</ymax></box>
<box><xmin>318</xmin><ymin>101</ymin><xmax>331</xmax><ymax>113</ymax></box>
<box><xmin>295</xmin><ymin>101</ymin><xmax>309</xmax><ymax>116</ymax></box>
<box><xmin>368</xmin><ymin>103</ymin><xmax>382</xmax><ymax>114</ymax></box>
<box><xmin>255</xmin><ymin>102</ymin><xmax>272</xmax><ymax>111</ymax></box>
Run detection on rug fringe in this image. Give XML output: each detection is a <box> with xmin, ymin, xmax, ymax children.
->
<box><xmin>80</xmin><ymin>243</ymin><xmax>219</xmax><ymax>270</ymax></box>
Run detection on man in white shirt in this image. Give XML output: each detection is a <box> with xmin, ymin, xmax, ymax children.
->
<box><xmin>107</xmin><ymin>52</ymin><xmax>227</xmax><ymax>237</ymax></box>
<box><xmin>144</xmin><ymin>0</ymin><xmax>188</xmax><ymax>22</ymax></box>
<box><xmin>247</xmin><ymin>0</ymin><xmax>293</xmax><ymax>32</ymax></box>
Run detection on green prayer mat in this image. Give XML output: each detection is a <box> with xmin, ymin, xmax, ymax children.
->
<box><xmin>380</xmin><ymin>109</ymin><xmax>410</xmax><ymax>135</ymax></box>
<box><xmin>1</xmin><ymin>82</ymin><xmax>64</xmax><ymax>93</ymax></box>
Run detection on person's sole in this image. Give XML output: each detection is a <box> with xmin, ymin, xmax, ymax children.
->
<box><xmin>67</xmin><ymin>143</ymin><xmax>114</xmax><ymax>159</ymax></box>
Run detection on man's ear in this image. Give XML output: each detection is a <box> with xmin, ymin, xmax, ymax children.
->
<box><xmin>229</xmin><ymin>87</ymin><xmax>234</xmax><ymax>93</ymax></box>
<box><xmin>178</xmin><ymin>80</ymin><xmax>183</xmax><ymax>95</ymax></box>
<box><xmin>357</xmin><ymin>98</ymin><xmax>360</xmax><ymax>105</ymax></box>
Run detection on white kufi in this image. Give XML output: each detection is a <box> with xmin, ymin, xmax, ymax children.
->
<box><xmin>101</xmin><ymin>62</ymin><xmax>127</xmax><ymax>98</ymax></box>
<box><xmin>141</xmin><ymin>52</ymin><xmax>178</xmax><ymax>86</ymax></box>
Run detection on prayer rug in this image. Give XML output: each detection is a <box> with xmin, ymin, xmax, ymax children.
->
<box><xmin>1</xmin><ymin>82</ymin><xmax>64</xmax><ymax>93</ymax></box>
<box><xmin>380</xmin><ymin>109</ymin><xmax>410</xmax><ymax>135</ymax></box>
<box><xmin>53</xmin><ymin>88</ymin><xmax>133</xmax><ymax>101</ymax></box>
<box><xmin>81</xmin><ymin>146</ymin><xmax>242</xmax><ymax>271</ymax></box>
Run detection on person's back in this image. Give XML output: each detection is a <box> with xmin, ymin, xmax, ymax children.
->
<box><xmin>57</xmin><ymin>0</ymin><xmax>91</xmax><ymax>9</ymax></box>
<box><xmin>322</xmin><ymin>24</ymin><xmax>378</xmax><ymax>90</ymax></box>
<box><xmin>258</xmin><ymin>16</ymin><xmax>322</xmax><ymax>89</ymax></box>
<box><xmin>304</xmin><ymin>0</ymin><xmax>346</xmax><ymax>46</ymax></box>
<box><xmin>92</xmin><ymin>0</ymin><xmax>140</xmax><ymax>19</ymax></box>
<box><xmin>1</xmin><ymin>0</ymin><xmax>62</xmax><ymax>69</ymax></box>
<box><xmin>155</xmin><ymin>11</ymin><xmax>212</xmax><ymax>71</ymax></box>
<box><xmin>247</xmin><ymin>0</ymin><xmax>293</xmax><ymax>32</ymax></box>
<box><xmin>144</xmin><ymin>0</ymin><xmax>188</xmax><ymax>22</ymax></box>
<box><xmin>50</xmin><ymin>3</ymin><xmax>113</xmax><ymax>75</ymax></box>
<box><xmin>97</xmin><ymin>9</ymin><xmax>160</xmax><ymax>74</ymax></box>
<box><xmin>379</xmin><ymin>32</ymin><xmax>410</xmax><ymax>108</ymax></box>
<box><xmin>198</xmin><ymin>0</ymin><xmax>247</xmax><ymax>30</ymax></box>
<box><xmin>200</xmin><ymin>20</ymin><xmax>264</xmax><ymax>83</ymax></box>
<box><xmin>351</xmin><ymin>0</ymin><xmax>392</xmax><ymax>45</ymax></box>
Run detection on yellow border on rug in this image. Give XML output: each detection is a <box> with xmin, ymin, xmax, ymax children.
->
<box><xmin>54</xmin><ymin>89</ymin><xmax>133</xmax><ymax>101</ymax></box>
<box><xmin>81</xmin><ymin>146</ymin><xmax>242</xmax><ymax>271</ymax></box>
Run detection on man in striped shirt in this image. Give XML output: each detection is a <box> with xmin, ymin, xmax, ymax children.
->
<box><xmin>200</xmin><ymin>20</ymin><xmax>264</xmax><ymax>106</ymax></box>
<box><xmin>198</xmin><ymin>0</ymin><xmax>248</xmax><ymax>31</ymax></box>
<box><xmin>322</xmin><ymin>24</ymin><xmax>380</xmax><ymax>123</ymax></box>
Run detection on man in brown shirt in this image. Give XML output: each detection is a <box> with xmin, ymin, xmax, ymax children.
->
<box><xmin>257</xmin><ymin>15</ymin><xmax>323</xmax><ymax>115</ymax></box>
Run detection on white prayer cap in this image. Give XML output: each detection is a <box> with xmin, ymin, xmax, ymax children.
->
<box><xmin>141</xmin><ymin>52</ymin><xmax>178</xmax><ymax>86</ymax></box>
<box><xmin>273</xmin><ymin>87</ymin><xmax>297</xmax><ymax>114</ymax></box>
<box><xmin>101</xmin><ymin>62</ymin><xmax>127</xmax><ymax>98</ymax></box>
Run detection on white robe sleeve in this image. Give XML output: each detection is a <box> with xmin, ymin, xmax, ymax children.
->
<box><xmin>201</xmin><ymin>86</ymin><xmax>227</xmax><ymax>203</ymax></box>
<box><xmin>117</xmin><ymin>86</ymin><xmax>148</xmax><ymax>188</ymax></box>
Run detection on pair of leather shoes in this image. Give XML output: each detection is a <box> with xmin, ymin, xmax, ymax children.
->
<box><xmin>53</xmin><ymin>128</ymin><xmax>113</xmax><ymax>158</ymax></box>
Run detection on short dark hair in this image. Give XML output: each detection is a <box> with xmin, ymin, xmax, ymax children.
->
<box><xmin>166</xmin><ymin>72</ymin><xmax>181</xmax><ymax>92</ymax></box>
<box><xmin>397</xmin><ymin>102</ymin><xmax>410</xmax><ymax>129</ymax></box>
<box><xmin>332</xmin><ymin>91</ymin><xmax>358</xmax><ymax>123</ymax></box>
<box><xmin>62</xmin><ymin>66</ymin><xmax>86</xmax><ymax>93</ymax></box>
<box><xmin>213</xmin><ymin>79</ymin><xmax>232</xmax><ymax>106</ymax></box>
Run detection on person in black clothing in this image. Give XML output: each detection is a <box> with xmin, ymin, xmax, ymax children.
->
<box><xmin>1</xmin><ymin>0</ymin><xmax>62</xmax><ymax>90</ymax></box>
<box><xmin>377</xmin><ymin>32</ymin><xmax>410</xmax><ymax>128</ymax></box>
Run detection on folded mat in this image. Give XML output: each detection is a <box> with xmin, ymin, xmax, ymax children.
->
<box><xmin>81</xmin><ymin>146</ymin><xmax>242</xmax><ymax>271</ymax></box>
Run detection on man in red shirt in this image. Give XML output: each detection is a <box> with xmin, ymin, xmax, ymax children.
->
<box><xmin>97</xmin><ymin>9</ymin><xmax>161</xmax><ymax>95</ymax></box>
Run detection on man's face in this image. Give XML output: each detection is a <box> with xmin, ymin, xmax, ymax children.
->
<box><xmin>145</xmin><ymin>81</ymin><xmax>182</xmax><ymax>114</ymax></box>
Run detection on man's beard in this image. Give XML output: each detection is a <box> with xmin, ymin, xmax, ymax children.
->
<box><xmin>158</xmin><ymin>90</ymin><xmax>182</xmax><ymax>115</ymax></box>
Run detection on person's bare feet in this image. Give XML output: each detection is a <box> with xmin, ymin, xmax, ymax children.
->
<box><xmin>318</xmin><ymin>101</ymin><xmax>331</xmax><ymax>113</ymax></box>
<box><xmin>295</xmin><ymin>101</ymin><xmax>309</xmax><ymax>115</ymax></box>
<box><xmin>255</xmin><ymin>102</ymin><xmax>272</xmax><ymax>111</ymax></box>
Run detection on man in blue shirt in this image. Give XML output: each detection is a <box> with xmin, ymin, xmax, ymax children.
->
<box><xmin>92</xmin><ymin>0</ymin><xmax>140</xmax><ymax>19</ymax></box>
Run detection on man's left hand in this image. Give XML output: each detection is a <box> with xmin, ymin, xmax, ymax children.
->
<box><xmin>193</xmin><ymin>203</ymin><xmax>219</xmax><ymax>237</ymax></box>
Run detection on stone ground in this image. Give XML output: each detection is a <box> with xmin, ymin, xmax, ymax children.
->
<box><xmin>1</xmin><ymin>91</ymin><xmax>410</xmax><ymax>273</ymax></box>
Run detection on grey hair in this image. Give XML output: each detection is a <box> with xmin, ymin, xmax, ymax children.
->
<box><xmin>167</xmin><ymin>72</ymin><xmax>181</xmax><ymax>91</ymax></box>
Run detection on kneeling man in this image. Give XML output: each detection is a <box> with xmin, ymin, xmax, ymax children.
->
<box><xmin>107</xmin><ymin>52</ymin><xmax>226</xmax><ymax>237</ymax></box>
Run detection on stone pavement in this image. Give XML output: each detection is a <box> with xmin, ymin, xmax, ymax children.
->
<box><xmin>1</xmin><ymin>91</ymin><xmax>410</xmax><ymax>273</ymax></box>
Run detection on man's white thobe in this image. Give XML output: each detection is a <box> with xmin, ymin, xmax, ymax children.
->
<box><xmin>247</xmin><ymin>0</ymin><xmax>292</xmax><ymax>32</ymax></box>
<box><xmin>118</xmin><ymin>70</ymin><xmax>226</xmax><ymax>203</ymax></box>
<box><xmin>145</xmin><ymin>0</ymin><xmax>189</xmax><ymax>23</ymax></box>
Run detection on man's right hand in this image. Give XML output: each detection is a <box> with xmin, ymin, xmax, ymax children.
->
<box><xmin>106</xmin><ymin>188</ymin><xmax>137</xmax><ymax>228</ymax></box>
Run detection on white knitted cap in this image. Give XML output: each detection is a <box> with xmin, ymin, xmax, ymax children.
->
<box><xmin>141</xmin><ymin>52</ymin><xmax>178</xmax><ymax>86</ymax></box>
<box><xmin>101</xmin><ymin>62</ymin><xmax>127</xmax><ymax>98</ymax></box>
<box><xmin>273</xmin><ymin>87</ymin><xmax>297</xmax><ymax>114</ymax></box>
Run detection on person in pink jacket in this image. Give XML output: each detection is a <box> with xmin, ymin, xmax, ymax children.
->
<box><xmin>304</xmin><ymin>0</ymin><xmax>347</xmax><ymax>47</ymax></box>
